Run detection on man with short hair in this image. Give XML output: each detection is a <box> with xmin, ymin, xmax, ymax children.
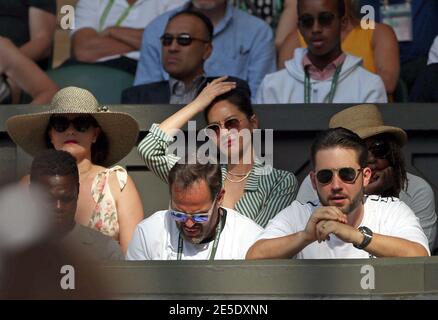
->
<box><xmin>296</xmin><ymin>104</ymin><xmax>437</xmax><ymax>250</ymax></box>
<box><xmin>30</xmin><ymin>149</ymin><xmax>124</xmax><ymax>261</ymax></box>
<box><xmin>134</xmin><ymin>0</ymin><xmax>276</xmax><ymax>101</ymax></box>
<box><xmin>246</xmin><ymin>128</ymin><xmax>429</xmax><ymax>259</ymax></box>
<box><xmin>256</xmin><ymin>0</ymin><xmax>387</xmax><ymax>104</ymax></box>
<box><xmin>127</xmin><ymin>162</ymin><xmax>262</xmax><ymax>260</ymax></box>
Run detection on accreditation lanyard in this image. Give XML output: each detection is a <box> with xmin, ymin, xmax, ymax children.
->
<box><xmin>99</xmin><ymin>0</ymin><xmax>135</xmax><ymax>32</ymax></box>
<box><xmin>177</xmin><ymin>209</ymin><xmax>227</xmax><ymax>261</ymax></box>
<box><xmin>304</xmin><ymin>63</ymin><xmax>343</xmax><ymax>104</ymax></box>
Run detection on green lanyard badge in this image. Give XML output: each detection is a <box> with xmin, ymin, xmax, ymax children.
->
<box><xmin>177</xmin><ymin>209</ymin><xmax>227</xmax><ymax>261</ymax></box>
<box><xmin>99</xmin><ymin>0</ymin><xmax>135</xmax><ymax>32</ymax></box>
<box><xmin>304</xmin><ymin>63</ymin><xmax>343</xmax><ymax>104</ymax></box>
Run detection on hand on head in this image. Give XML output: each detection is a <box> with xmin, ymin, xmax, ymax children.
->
<box><xmin>192</xmin><ymin>76</ymin><xmax>236</xmax><ymax>111</ymax></box>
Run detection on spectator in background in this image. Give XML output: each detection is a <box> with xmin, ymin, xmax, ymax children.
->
<box><xmin>296</xmin><ymin>104</ymin><xmax>437</xmax><ymax>251</ymax></box>
<box><xmin>233</xmin><ymin>0</ymin><xmax>298</xmax><ymax>49</ymax></box>
<box><xmin>277</xmin><ymin>0</ymin><xmax>399</xmax><ymax>95</ymax></box>
<box><xmin>0</xmin><ymin>0</ymin><xmax>56</xmax><ymax>70</ymax></box>
<box><xmin>246</xmin><ymin>128</ymin><xmax>429</xmax><ymax>260</ymax></box>
<box><xmin>256</xmin><ymin>0</ymin><xmax>387</xmax><ymax>104</ymax></box>
<box><xmin>7</xmin><ymin>87</ymin><xmax>144</xmax><ymax>254</ymax></box>
<box><xmin>30</xmin><ymin>149</ymin><xmax>124</xmax><ymax>261</ymax></box>
<box><xmin>69</xmin><ymin>0</ymin><xmax>186</xmax><ymax>74</ymax></box>
<box><xmin>122</xmin><ymin>10</ymin><xmax>247</xmax><ymax>104</ymax></box>
<box><xmin>134</xmin><ymin>0</ymin><xmax>276</xmax><ymax>101</ymax></box>
<box><xmin>359</xmin><ymin>0</ymin><xmax>438</xmax><ymax>92</ymax></box>
<box><xmin>127</xmin><ymin>162</ymin><xmax>263</xmax><ymax>260</ymax></box>
<box><xmin>0</xmin><ymin>37</ymin><xmax>58</xmax><ymax>104</ymax></box>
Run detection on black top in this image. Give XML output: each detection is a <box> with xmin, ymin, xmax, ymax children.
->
<box><xmin>409</xmin><ymin>63</ymin><xmax>438</xmax><ymax>103</ymax></box>
<box><xmin>0</xmin><ymin>0</ymin><xmax>56</xmax><ymax>69</ymax></box>
<box><xmin>122</xmin><ymin>76</ymin><xmax>251</xmax><ymax>104</ymax></box>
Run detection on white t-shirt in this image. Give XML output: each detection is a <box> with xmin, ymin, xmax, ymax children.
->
<box><xmin>258</xmin><ymin>196</ymin><xmax>430</xmax><ymax>259</ymax></box>
<box><xmin>71</xmin><ymin>0</ymin><xmax>186</xmax><ymax>61</ymax></box>
<box><xmin>296</xmin><ymin>173</ymin><xmax>437</xmax><ymax>250</ymax></box>
<box><xmin>127</xmin><ymin>207</ymin><xmax>263</xmax><ymax>260</ymax></box>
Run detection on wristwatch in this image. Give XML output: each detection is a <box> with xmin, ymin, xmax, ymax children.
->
<box><xmin>353</xmin><ymin>226</ymin><xmax>373</xmax><ymax>250</ymax></box>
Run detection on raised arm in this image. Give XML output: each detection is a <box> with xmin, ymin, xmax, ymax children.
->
<box><xmin>159</xmin><ymin>77</ymin><xmax>236</xmax><ymax>136</ymax></box>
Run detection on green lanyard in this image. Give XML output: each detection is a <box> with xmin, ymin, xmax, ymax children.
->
<box><xmin>99</xmin><ymin>0</ymin><xmax>135</xmax><ymax>32</ymax></box>
<box><xmin>177</xmin><ymin>209</ymin><xmax>227</xmax><ymax>261</ymax></box>
<box><xmin>304</xmin><ymin>63</ymin><xmax>343</xmax><ymax>103</ymax></box>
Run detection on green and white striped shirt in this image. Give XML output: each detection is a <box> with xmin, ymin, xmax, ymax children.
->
<box><xmin>138</xmin><ymin>124</ymin><xmax>298</xmax><ymax>227</ymax></box>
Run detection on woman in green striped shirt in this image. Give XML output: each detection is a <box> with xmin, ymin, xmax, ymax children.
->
<box><xmin>138</xmin><ymin>77</ymin><xmax>298</xmax><ymax>227</ymax></box>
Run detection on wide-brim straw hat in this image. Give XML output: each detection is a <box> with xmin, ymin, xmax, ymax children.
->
<box><xmin>329</xmin><ymin>104</ymin><xmax>407</xmax><ymax>146</ymax></box>
<box><xmin>6</xmin><ymin>86</ymin><xmax>139</xmax><ymax>166</ymax></box>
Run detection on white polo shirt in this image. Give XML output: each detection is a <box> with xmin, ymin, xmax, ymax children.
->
<box><xmin>257</xmin><ymin>195</ymin><xmax>430</xmax><ymax>259</ymax></box>
<box><xmin>71</xmin><ymin>0</ymin><xmax>186</xmax><ymax>61</ymax></box>
<box><xmin>127</xmin><ymin>207</ymin><xmax>263</xmax><ymax>260</ymax></box>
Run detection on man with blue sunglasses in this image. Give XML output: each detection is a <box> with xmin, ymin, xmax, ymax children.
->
<box><xmin>127</xmin><ymin>162</ymin><xmax>262</xmax><ymax>260</ymax></box>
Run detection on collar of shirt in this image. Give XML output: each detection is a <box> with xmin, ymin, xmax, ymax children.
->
<box><xmin>169</xmin><ymin>75</ymin><xmax>206</xmax><ymax>96</ymax></box>
<box><xmin>186</xmin><ymin>1</ymin><xmax>234</xmax><ymax>36</ymax></box>
<box><xmin>303</xmin><ymin>53</ymin><xmax>346</xmax><ymax>81</ymax></box>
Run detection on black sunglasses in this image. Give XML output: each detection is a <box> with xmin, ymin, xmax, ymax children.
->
<box><xmin>368</xmin><ymin>140</ymin><xmax>391</xmax><ymax>159</ymax></box>
<box><xmin>49</xmin><ymin>116</ymin><xmax>98</xmax><ymax>133</ymax></box>
<box><xmin>204</xmin><ymin>118</ymin><xmax>244</xmax><ymax>136</ymax></box>
<box><xmin>298</xmin><ymin>12</ymin><xmax>336</xmax><ymax>29</ymax></box>
<box><xmin>160</xmin><ymin>33</ymin><xmax>209</xmax><ymax>47</ymax></box>
<box><xmin>316</xmin><ymin>167</ymin><xmax>363</xmax><ymax>185</ymax></box>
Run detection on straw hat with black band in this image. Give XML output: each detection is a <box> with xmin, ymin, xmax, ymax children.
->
<box><xmin>7</xmin><ymin>86</ymin><xmax>139</xmax><ymax>167</ymax></box>
<box><xmin>329</xmin><ymin>104</ymin><xmax>408</xmax><ymax>146</ymax></box>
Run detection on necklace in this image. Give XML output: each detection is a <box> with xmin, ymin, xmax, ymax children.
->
<box><xmin>226</xmin><ymin>170</ymin><xmax>251</xmax><ymax>183</ymax></box>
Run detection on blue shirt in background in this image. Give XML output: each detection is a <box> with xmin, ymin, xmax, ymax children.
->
<box><xmin>134</xmin><ymin>2</ymin><xmax>276</xmax><ymax>101</ymax></box>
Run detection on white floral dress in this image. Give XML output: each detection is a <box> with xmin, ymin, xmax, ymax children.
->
<box><xmin>88</xmin><ymin>166</ymin><xmax>127</xmax><ymax>241</ymax></box>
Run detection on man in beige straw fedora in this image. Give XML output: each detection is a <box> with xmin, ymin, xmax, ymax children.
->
<box><xmin>296</xmin><ymin>104</ymin><xmax>437</xmax><ymax>252</ymax></box>
<box><xmin>6</xmin><ymin>86</ymin><xmax>144</xmax><ymax>254</ymax></box>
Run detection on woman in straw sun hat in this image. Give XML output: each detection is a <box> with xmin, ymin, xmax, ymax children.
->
<box><xmin>6</xmin><ymin>86</ymin><xmax>144</xmax><ymax>254</ymax></box>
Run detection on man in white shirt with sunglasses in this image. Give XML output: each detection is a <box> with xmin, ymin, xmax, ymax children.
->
<box><xmin>246</xmin><ymin>128</ymin><xmax>429</xmax><ymax>260</ymax></box>
<box><xmin>127</xmin><ymin>161</ymin><xmax>262</xmax><ymax>260</ymax></box>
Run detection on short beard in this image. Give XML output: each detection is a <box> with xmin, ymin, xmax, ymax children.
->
<box><xmin>176</xmin><ymin>223</ymin><xmax>204</xmax><ymax>244</ymax></box>
<box><xmin>318</xmin><ymin>188</ymin><xmax>364</xmax><ymax>215</ymax></box>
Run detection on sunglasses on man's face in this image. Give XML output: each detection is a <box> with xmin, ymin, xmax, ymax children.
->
<box><xmin>204</xmin><ymin>118</ymin><xmax>244</xmax><ymax>136</ymax></box>
<box><xmin>368</xmin><ymin>140</ymin><xmax>391</xmax><ymax>159</ymax></box>
<box><xmin>49</xmin><ymin>116</ymin><xmax>98</xmax><ymax>133</ymax></box>
<box><xmin>316</xmin><ymin>167</ymin><xmax>363</xmax><ymax>185</ymax></box>
<box><xmin>160</xmin><ymin>33</ymin><xmax>209</xmax><ymax>47</ymax></box>
<box><xmin>298</xmin><ymin>12</ymin><xmax>336</xmax><ymax>29</ymax></box>
<box><xmin>169</xmin><ymin>194</ymin><xmax>218</xmax><ymax>223</ymax></box>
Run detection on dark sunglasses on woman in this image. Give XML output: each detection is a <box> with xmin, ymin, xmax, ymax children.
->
<box><xmin>49</xmin><ymin>115</ymin><xmax>98</xmax><ymax>133</ymax></box>
<box><xmin>316</xmin><ymin>167</ymin><xmax>363</xmax><ymax>185</ymax></box>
